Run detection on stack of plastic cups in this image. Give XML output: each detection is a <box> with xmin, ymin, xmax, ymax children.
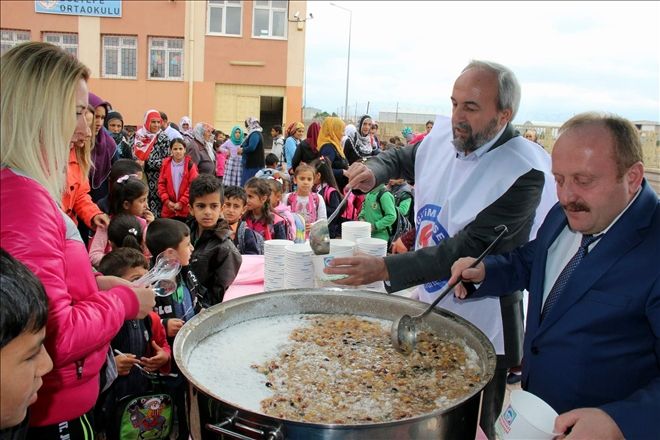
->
<box><xmin>284</xmin><ymin>243</ymin><xmax>315</xmax><ymax>289</ymax></box>
<box><xmin>355</xmin><ymin>237</ymin><xmax>388</xmax><ymax>292</ymax></box>
<box><xmin>341</xmin><ymin>221</ymin><xmax>371</xmax><ymax>244</ymax></box>
<box><xmin>329</xmin><ymin>239</ymin><xmax>356</xmax><ymax>256</ymax></box>
<box><xmin>263</xmin><ymin>239</ymin><xmax>293</xmax><ymax>291</ymax></box>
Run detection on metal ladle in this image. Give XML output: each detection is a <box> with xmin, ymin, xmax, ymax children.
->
<box><xmin>391</xmin><ymin>225</ymin><xmax>508</xmax><ymax>354</ymax></box>
<box><xmin>309</xmin><ymin>187</ymin><xmax>353</xmax><ymax>255</ymax></box>
<box><xmin>132</xmin><ymin>250</ymin><xmax>181</xmax><ymax>297</ymax></box>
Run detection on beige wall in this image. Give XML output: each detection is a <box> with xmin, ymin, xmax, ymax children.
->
<box><xmin>1</xmin><ymin>0</ymin><xmax>304</xmax><ymax>128</ymax></box>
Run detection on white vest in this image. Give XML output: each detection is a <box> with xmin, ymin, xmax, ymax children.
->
<box><xmin>413</xmin><ymin>116</ymin><xmax>557</xmax><ymax>354</ymax></box>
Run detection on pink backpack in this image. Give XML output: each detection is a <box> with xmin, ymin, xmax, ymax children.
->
<box><xmin>286</xmin><ymin>192</ymin><xmax>320</xmax><ymax>224</ymax></box>
<box><xmin>322</xmin><ymin>186</ymin><xmax>360</xmax><ymax>221</ymax></box>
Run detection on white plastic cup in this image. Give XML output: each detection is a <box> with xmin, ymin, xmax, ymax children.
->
<box><xmin>496</xmin><ymin>390</ymin><xmax>558</xmax><ymax>440</ymax></box>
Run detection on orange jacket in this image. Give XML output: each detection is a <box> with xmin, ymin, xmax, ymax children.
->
<box><xmin>62</xmin><ymin>148</ymin><xmax>103</xmax><ymax>228</ymax></box>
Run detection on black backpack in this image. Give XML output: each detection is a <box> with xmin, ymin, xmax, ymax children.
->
<box><xmin>375</xmin><ymin>187</ymin><xmax>414</xmax><ymax>246</ymax></box>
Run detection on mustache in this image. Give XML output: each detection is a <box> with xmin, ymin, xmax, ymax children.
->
<box><xmin>453</xmin><ymin>122</ymin><xmax>472</xmax><ymax>132</ymax></box>
<box><xmin>563</xmin><ymin>202</ymin><xmax>590</xmax><ymax>212</ymax></box>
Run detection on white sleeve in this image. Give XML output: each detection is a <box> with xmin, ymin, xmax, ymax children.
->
<box><xmin>317</xmin><ymin>194</ymin><xmax>327</xmax><ymax>220</ymax></box>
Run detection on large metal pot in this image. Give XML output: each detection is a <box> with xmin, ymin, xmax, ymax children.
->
<box><xmin>174</xmin><ymin>289</ymin><xmax>496</xmax><ymax>440</ymax></box>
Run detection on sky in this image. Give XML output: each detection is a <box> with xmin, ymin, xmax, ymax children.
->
<box><xmin>302</xmin><ymin>1</ymin><xmax>660</xmax><ymax>124</ymax></box>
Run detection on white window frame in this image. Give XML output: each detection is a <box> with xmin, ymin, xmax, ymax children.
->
<box><xmin>1</xmin><ymin>29</ymin><xmax>30</xmax><ymax>56</ymax></box>
<box><xmin>148</xmin><ymin>37</ymin><xmax>184</xmax><ymax>81</ymax></box>
<box><xmin>252</xmin><ymin>0</ymin><xmax>288</xmax><ymax>40</ymax></box>
<box><xmin>207</xmin><ymin>0</ymin><xmax>243</xmax><ymax>37</ymax></box>
<box><xmin>43</xmin><ymin>32</ymin><xmax>78</xmax><ymax>57</ymax></box>
<box><xmin>101</xmin><ymin>35</ymin><xmax>138</xmax><ymax>79</ymax></box>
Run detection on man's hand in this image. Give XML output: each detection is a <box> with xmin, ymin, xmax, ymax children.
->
<box><xmin>115</xmin><ymin>353</ymin><xmax>139</xmax><ymax>376</ymax></box>
<box><xmin>390</xmin><ymin>237</ymin><xmax>408</xmax><ymax>254</ymax></box>
<box><xmin>449</xmin><ymin>257</ymin><xmax>484</xmax><ymax>299</ymax></box>
<box><xmin>325</xmin><ymin>255</ymin><xmax>389</xmax><ymax>286</ymax></box>
<box><xmin>140</xmin><ymin>340</ymin><xmax>170</xmax><ymax>372</ymax></box>
<box><xmin>343</xmin><ymin>162</ymin><xmax>376</xmax><ymax>193</ymax></box>
<box><xmin>554</xmin><ymin>408</ymin><xmax>624</xmax><ymax>440</ymax></box>
<box><xmin>166</xmin><ymin>318</ymin><xmax>184</xmax><ymax>338</ymax></box>
<box><xmin>92</xmin><ymin>213</ymin><xmax>110</xmax><ymax>230</ymax></box>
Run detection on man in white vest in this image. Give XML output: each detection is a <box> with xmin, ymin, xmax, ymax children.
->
<box><xmin>327</xmin><ymin>60</ymin><xmax>557</xmax><ymax>438</ymax></box>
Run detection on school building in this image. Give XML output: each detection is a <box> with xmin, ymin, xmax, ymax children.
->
<box><xmin>1</xmin><ymin>0</ymin><xmax>307</xmax><ymax>139</ymax></box>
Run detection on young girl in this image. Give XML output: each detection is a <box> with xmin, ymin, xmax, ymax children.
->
<box><xmin>158</xmin><ymin>137</ymin><xmax>199</xmax><ymax>221</ymax></box>
<box><xmin>267</xmin><ymin>179</ymin><xmax>299</xmax><ymax>242</ymax></box>
<box><xmin>244</xmin><ymin>177</ymin><xmax>287</xmax><ymax>240</ymax></box>
<box><xmin>222</xmin><ymin>126</ymin><xmax>244</xmax><ymax>187</ymax></box>
<box><xmin>285</xmin><ymin>163</ymin><xmax>327</xmax><ymax>239</ymax></box>
<box><xmin>89</xmin><ymin>175</ymin><xmax>154</xmax><ymax>266</ymax></box>
<box><xmin>311</xmin><ymin>158</ymin><xmax>343</xmax><ymax>239</ymax></box>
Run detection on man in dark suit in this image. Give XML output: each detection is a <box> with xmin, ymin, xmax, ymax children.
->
<box><xmin>451</xmin><ymin>112</ymin><xmax>659</xmax><ymax>439</ymax></box>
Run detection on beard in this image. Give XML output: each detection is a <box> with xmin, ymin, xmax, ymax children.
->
<box><xmin>452</xmin><ymin>117</ymin><xmax>500</xmax><ymax>153</ymax></box>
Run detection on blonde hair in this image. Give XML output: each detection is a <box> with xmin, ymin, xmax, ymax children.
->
<box><xmin>74</xmin><ymin>105</ymin><xmax>95</xmax><ymax>178</ymax></box>
<box><xmin>1</xmin><ymin>42</ymin><xmax>90</xmax><ymax>200</ymax></box>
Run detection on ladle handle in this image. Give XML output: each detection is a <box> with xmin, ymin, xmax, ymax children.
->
<box><xmin>326</xmin><ymin>187</ymin><xmax>352</xmax><ymax>224</ymax></box>
<box><xmin>417</xmin><ymin>225</ymin><xmax>509</xmax><ymax>319</ymax></box>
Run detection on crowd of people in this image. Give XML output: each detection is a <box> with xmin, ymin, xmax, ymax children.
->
<box><xmin>0</xmin><ymin>42</ymin><xmax>657</xmax><ymax>440</ymax></box>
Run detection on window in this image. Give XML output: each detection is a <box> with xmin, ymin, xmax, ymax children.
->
<box><xmin>149</xmin><ymin>37</ymin><xmax>184</xmax><ymax>80</ymax></box>
<box><xmin>1</xmin><ymin>29</ymin><xmax>30</xmax><ymax>56</ymax></box>
<box><xmin>102</xmin><ymin>35</ymin><xmax>137</xmax><ymax>79</ymax></box>
<box><xmin>253</xmin><ymin>0</ymin><xmax>287</xmax><ymax>39</ymax></box>
<box><xmin>43</xmin><ymin>33</ymin><xmax>78</xmax><ymax>57</ymax></box>
<box><xmin>207</xmin><ymin>0</ymin><xmax>242</xmax><ymax>36</ymax></box>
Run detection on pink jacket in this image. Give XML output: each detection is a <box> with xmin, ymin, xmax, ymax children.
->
<box><xmin>0</xmin><ymin>168</ymin><xmax>139</xmax><ymax>426</ymax></box>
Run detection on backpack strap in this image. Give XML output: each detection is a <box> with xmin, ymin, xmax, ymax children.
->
<box><xmin>287</xmin><ymin>192</ymin><xmax>297</xmax><ymax>210</ymax></box>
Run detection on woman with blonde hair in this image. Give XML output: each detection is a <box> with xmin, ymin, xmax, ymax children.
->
<box><xmin>61</xmin><ymin>105</ymin><xmax>110</xmax><ymax>230</ymax></box>
<box><xmin>318</xmin><ymin>117</ymin><xmax>349</xmax><ymax>190</ymax></box>
<box><xmin>1</xmin><ymin>42</ymin><xmax>154</xmax><ymax>439</ymax></box>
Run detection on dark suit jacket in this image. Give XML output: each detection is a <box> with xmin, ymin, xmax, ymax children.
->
<box><xmin>476</xmin><ymin>180</ymin><xmax>660</xmax><ymax>438</ymax></box>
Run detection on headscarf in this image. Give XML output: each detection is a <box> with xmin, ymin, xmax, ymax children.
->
<box><xmin>88</xmin><ymin>93</ymin><xmax>116</xmax><ymax>189</ymax></box>
<box><xmin>317</xmin><ymin>117</ymin><xmax>346</xmax><ymax>159</ymax></box>
<box><xmin>401</xmin><ymin>126</ymin><xmax>414</xmax><ymax>139</ymax></box>
<box><xmin>349</xmin><ymin>114</ymin><xmax>375</xmax><ymax>156</ymax></box>
<box><xmin>245</xmin><ymin>117</ymin><xmax>263</xmax><ymax>135</ymax></box>
<box><xmin>286</xmin><ymin>121</ymin><xmax>304</xmax><ymax>138</ymax></box>
<box><xmin>229</xmin><ymin>125</ymin><xmax>244</xmax><ymax>146</ymax></box>
<box><xmin>193</xmin><ymin>122</ymin><xmax>216</xmax><ymax>163</ymax></box>
<box><xmin>179</xmin><ymin>116</ymin><xmax>192</xmax><ymax>133</ymax></box>
<box><xmin>305</xmin><ymin>121</ymin><xmax>320</xmax><ymax>153</ymax></box>
<box><xmin>105</xmin><ymin>111</ymin><xmax>124</xmax><ymax>146</ymax></box>
<box><xmin>133</xmin><ymin>109</ymin><xmax>162</xmax><ymax>161</ymax></box>
<box><xmin>342</xmin><ymin>124</ymin><xmax>357</xmax><ymax>152</ymax></box>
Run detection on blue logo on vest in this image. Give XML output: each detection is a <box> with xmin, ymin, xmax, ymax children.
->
<box><xmin>415</xmin><ymin>204</ymin><xmax>449</xmax><ymax>293</ymax></box>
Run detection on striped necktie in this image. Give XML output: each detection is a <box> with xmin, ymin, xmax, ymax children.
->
<box><xmin>541</xmin><ymin>234</ymin><xmax>602</xmax><ymax>321</ymax></box>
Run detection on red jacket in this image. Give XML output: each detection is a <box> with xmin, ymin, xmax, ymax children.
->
<box><xmin>158</xmin><ymin>156</ymin><xmax>199</xmax><ymax>218</ymax></box>
<box><xmin>1</xmin><ymin>167</ymin><xmax>139</xmax><ymax>426</ymax></box>
<box><xmin>61</xmin><ymin>148</ymin><xmax>103</xmax><ymax>228</ymax></box>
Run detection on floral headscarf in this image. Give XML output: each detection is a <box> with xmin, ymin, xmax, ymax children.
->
<box><xmin>352</xmin><ymin>114</ymin><xmax>374</xmax><ymax>156</ymax></box>
<box><xmin>286</xmin><ymin>121</ymin><xmax>304</xmax><ymax>138</ymax></box>
<box><xmin>245</xmin><ymin>117</ymin><xmax>263</xmax><ymax>135</ymax></box>
<box><xmin>317</xmin><ymin>117</ymin><xmax>346</xmax><ymax>159</ymax></box>
<box><xmin>133</xmin><ymin>109</ymin><xmax>162</xmax><ymax>161</ymax></box>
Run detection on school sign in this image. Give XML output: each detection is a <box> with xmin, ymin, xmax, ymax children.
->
<box><xmin>35</xmin><ymin>0</ymin><xmax>122</xmax><ymax>18</ymax></box>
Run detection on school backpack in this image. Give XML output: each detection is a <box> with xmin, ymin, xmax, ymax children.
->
<box><xmin>391</xmin><ymin>184</ymin><xmax>415</xmax><ymax>227</ymax></box>
<box><xmin>237</xmin><ymin>220</ymin><xmax>265</xmax><ymax>254</ymax></box>
<box><xmin>375</xmin><ymin>186</ymin><xmax>413</xmax><ymax>246</ymax></box>
<box><xmin>322</xmin><ymin>186</ymin><xmax>361</xmax><ymax>222</ymax></box>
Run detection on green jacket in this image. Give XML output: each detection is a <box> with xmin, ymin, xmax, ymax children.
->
<box><xmin>358</xmin><ymin>184</ymin><xmax>397</xmax><ymax>241</ymax></box>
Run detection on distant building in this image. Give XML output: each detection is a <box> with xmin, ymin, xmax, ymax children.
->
<box><xmin>1</xmin><ymin>0</ymin><xmax>307</xmax><ymax>147</ymax></box>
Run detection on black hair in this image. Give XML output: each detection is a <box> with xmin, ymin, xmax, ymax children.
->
<box><xmin>170</xmin><ymin>137</ymin><xmax>186</xmax><ymax>149</ymax></box>
<box><xmin>109</xmin><ymin>175</ymin><xmax>148</xmax><ymax>215</ymax></box>
<box><xmin>271</xmin><ymin>124</ymin><xmax>282</xmax><ymax>135</ymax></box>
<box><xmin>223</xmin><ymin>185</ymin><xmax>247</xmax><ymax>206</ymax></box>
<box><xmin>244</xmin><ymin>177</ymin><xmax>273</xmax><ymax>224</ymax></box>
<box><xmin>146</xmin><ymin>218</ymin><xmax>190</xmax><ymax>259</ymax></box>
<box><xmin>310</xmin><ymin>157</ymin><xmax>339</xmax><ymax>192</ymax></box>
<box><xmin>108</xmin><ymin>159</ymin><xmax>143</xmax><ymax>192</ymax></box>
<box><xmin>0</xmin><ymin>249</ymin><xmax>48</xmax><ymax>348</ymax></box>
<box><xmin>107</xmin><ymin>214</ymin><xmax>143</xmax><ymax>252</ymax></box>
<box><xmin>189</xmin><ymin>173</ymin><xmax>223</xmax><ymax>206</ymax></box>
<box><xmin>426</xmin><ymin>120</ymin><xmax>434</xmax><ymax>126</ymax></box>
<box><xmin>265</xmin><ymin>153</ymin><xmax>279</xmax><ymax>167</ymax></box>
<box><xmin>98</xmin><ymin>248</ymin><xmax>149</xmax><ymax>279</ymax></box>
<box><xmin>159</xmin><ymin>111</ymin><xmax>168</xmax><ymax>122</ymax></box>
